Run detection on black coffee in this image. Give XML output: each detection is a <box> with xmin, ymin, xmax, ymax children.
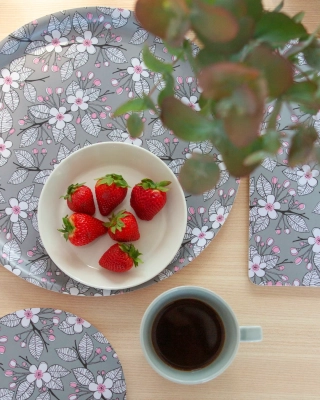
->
<box><xmin>151</xmin><ymin>298</ymin><xmax>225</xmax><ymax>371</ymax></box>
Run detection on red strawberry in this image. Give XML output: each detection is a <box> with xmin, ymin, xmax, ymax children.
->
<box><xmin>95</xmin><ymin>174</ymin><xmax>129</xmax><ymax>216</ymax></box>
<box><xmin>130</xmin><ymin>178</ymin><xmax>171</xmax><ymax>221</ymax></box>
<box><xmin>58</xmin><ymin>213</ymin><xmax>108</xmax><ymax>246</ymax></box>
<box><xmin>61</xmin><ymin>183</ymin><xmax>95</xmax><ymax>215</ymax></box>
<box><xmin>105</xmin><ymin>210</ymin><xmax>140</xmax><ymax>242</ymax></box>
<box><xmin>99</xmin><ymin>243</ymin><xmax>142</xmax><ymax>273</ymax></box>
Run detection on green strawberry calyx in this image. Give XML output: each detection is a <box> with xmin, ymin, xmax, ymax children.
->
<box><xmin>119</xmin><ymin>243</ymin><xmax>143</xmax><ymax>267</ymax></box>
<box><xmin>104</xmin><ymin>210</ymin><xmax>128</xmax><ymax>234</ymax></box>
<box><xmin>95</xmin><ymin>173</ymin><xmax>129</xmax><ymax>188</ymax></box>
<box><xmin>58</xmin><ymin>215</ymin><xmax>75</xmax><ymax>241</ymax></box>
<box><xmin>60</xmin><ymin>183</ymin><xmax>85</xmax><ymax>201</ymax></box>
<box><xmin>138</xmin><ymin>178</ymin><xmax>171</xmax><ymax>192</ymax></box>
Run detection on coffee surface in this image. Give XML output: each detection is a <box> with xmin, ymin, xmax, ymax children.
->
<box><xmin>151</xmin><ymin>298</ymin><xmax>225</xmax><ymax>371</ymax></box>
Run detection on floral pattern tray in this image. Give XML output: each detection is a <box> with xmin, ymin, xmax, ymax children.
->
<box><xmin>249</xmin><ymin>47</ymin><xmax>320</xmax><ymax>286</ymax></box>
<box><xmin>0</xmin><ymin>7</ymin><xmax>239</xmax><ymax>296</ymax></box>
<box><xmin>0</xmin><ymin>308</ymin><xmax>126</xmax><ymax>400</ymax></box>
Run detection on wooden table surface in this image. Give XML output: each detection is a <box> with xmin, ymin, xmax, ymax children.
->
<box><xmin>0</xmin><ymin>1</ymin><xmax>319</xmax><ymax>399</ymax></box>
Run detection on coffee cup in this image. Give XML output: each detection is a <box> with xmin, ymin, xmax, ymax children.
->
<box><xmin>140</xmin><ymin>286</ymin><xmax>262</xmax><ymax>384</ymax></box>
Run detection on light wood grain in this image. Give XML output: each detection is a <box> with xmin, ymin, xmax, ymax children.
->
<box><xmin>1</xmin><ymin>1</ymin><xmax>320</xmax><ymax>399</ymax></box>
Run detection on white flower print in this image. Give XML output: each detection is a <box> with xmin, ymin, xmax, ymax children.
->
<box><xmin>67</xmin><ymin>89</ymin><xmax>89</xmax><ymax>112</ymax></box>
<box><xmin>0</xmin><ymin>137</ymin><xmax>12</xmax><ymax>159</ymax></box>
<box><xmin>258</xmin><ymin>194</ymin><xmax>280</xmax><ymax>219</ymax></box>
<box><xmin>186</xmin><ymin>147</ymin><xmax>202</xmax><ymax>159</ymax></box>
<box><xmin>89</xmin><ymin>375</ymin><xmax>113</xmax><ymax>400</ymax></box>
<box><xmin>209</xmin><ymin>206</ymin><xmax>229</xmax><ymax>229</ymax></box>
<box><xmin>127</xmin><ymin>58</ymin><xmax>149</xmax><ymax>82</ymax></box>
<box><xmin>27</xmin><ymin>362</ymin><xmax>51</xmax><ymax>388</ymax></box>
<box><xmin>5</xmin><ymin>198</ymin><xmax>28</xmax><ymax>223</ymax></box>
<box><xmin>15</xmin><ymin>308</ymin><xmax>40</xmax><ymax>328</ymax></box>
<box><xmin>44</xmin><ymin>29</ymin><xmax>68</xmax><ymax>53</ymax></box>
<box><xmin>121</xmin><ymin>132</ymin><xmax>142</xmax><ymax>146</ymax></box>
<box><xmin>308</xmin><ymin>228</ymin><xmax>320</xmax><ymax>253</ymax></box>
<box><xmin>66</xmin><ymin>315</ymin><xmax>91</xmax><ymax>333</ymax></box>
<box><xmin>4</xmin><ymin>264</ymin><xmax>21</xmax><ymax>276</ymax></box>
<box><xmin>297</xmin><ymin>165</ymin><xmax>319</xmax><ymax>187</ymax></box>
<box><xmin>76</xmin><ymin>31</ymin><xmax>98</xmax><ymax>54</ymax></box>
<box><xmin>0</xmin><ymin>68</ymin><xmax>19</xmax><ymax>92</ymax></box>
<box><xmin>111</xmin><ymin>8</ymin><xmax>130</xmax><ymax>19</ymax></box>
<box><xmin>181</xmin><ymin>95</ymin><xmax>200</xmax><ymax>111</ymax></box>
<box><xmin>191</xmin><ymin>226</ymin><xmax>214</xmax><ymax>247</ymax></box>
<box><xmin>249</xmin><ymin>255</ymin><xmax>266</xmax><ymax>278</ymax></box>
<box><xmin>63</xmin><ymin>286</ymin><xmax>85</xmax><ymax>296</ymax></box>
<box><xmin>48</xmin><ymin>107</ymin><xmax>73</xmax><ymax>130</ymax></box>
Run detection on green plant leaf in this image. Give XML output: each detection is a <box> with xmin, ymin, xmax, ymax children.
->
<box><xmin>303</xmin><ymin>40</ymin><xmax>320</xmax><ymax>69</ymax></box>
<box><xmin>183</xmin><ymin>39</ymin><xmax>198</xmax><ymax>73</ymax></box>
<box><xmin>244</xmin><ymin>151</ymin><xmax>273</xmax><ymax>166</ymax></box>
<box><xmin>161</xmin><ymin>96</ymin><xmax>218</xmax><ymax>142</ymax></box>
<box><xmin>254</xmin><ymin>12</ymin><xmax>307</xmax><ymax>45</ymax></box>
<box><xmin>113</xmin><ymin>97</ymin><xmax>156</xmax><ymax>117</ymax></box>
<box><xmin>273</xmin><ymin>1</ymin><xmax>284</xmax><ymax>12</ymax></box>
<box><xmin>266</xmin><ymin>100</ymin><xmax>282</xmax><ymax>131</ymax></box>
<box><xmin>288</xmin><ymin>124</ymin><xmax>318</xmax><ymax>167</ymax></box>
<box><xmin>190</xmin><ymin>2</ymin><xmax>238</xmax><ymax>43</ymax></box>
<box><xmin>127</xmin><ymin>114</ymin><xmax>144</xmax><ymax>138</ymax></box>
<box><xmin>284</xmin><ymin>81</ymin><xmax>320</xmax><ymax>112</ymax></box>
<box><xmin>195</xmin><ymin>47</ymin><xmax>225</xmax><ymax>69</ymax></box>
<box><xmin>292</xmin><ymin>11</ymin><xmax>305</xmax><ymax>23</ymax></box>
<box><xmin>179</xmin><ymin>153</ymin><xmax>220</xmax><ymax>194</ymax></box>
<box><xmin>135</xmin><ymin>0</ymin><xmax>190</xmax><ymax>46</ymax></box>
<box><xmin>242</xmin><ymin>0</ymin><xmax>263</xmax><ymax>20</ymax></box>
<box><xmin>142</xmin><ymin>45</ymin><xmax>173</xmax><ymax>74</ymax></box>
<box><xmin>158</xmin><ymin>73</ymin><xmax>174</xmax><ymax>105</ymax></box>
<box><xmin>245</xmin><ymin>45</ymin><xmax>293</xmax><ymax>98</ymax></box>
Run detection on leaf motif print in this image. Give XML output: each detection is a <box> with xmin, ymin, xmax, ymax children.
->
<box><xmin>283</xmin><ymin>167</ymin><xmax>299</xmax><ymax>181</ymax></box>
<box><xmin>203</xmin><ymin>188</ymin><xmax>215</xmax><ymax>201</ymax></box>
<box><xmin>105</xmin><ymin>367</ymin><xmax>122</xmax><ymax>380</ymax></box>
<box><xmin>66</xmin><ymin>80</ymin><xmax>81</xmax><ymax>96</ymax></box>
<box><xmin>0</xmin><ymin>109</ymin><xmax>13</xmax><ymax>133</ymax></box>
<box><xmin>129</xmin><ymin>28</ymin><xmax>149</xmax><ymax>45</ymax></box>
<box><xmin>79</xmin><ymin>332</ymin><xmax>94</xmax><ymax>362</ymax></box>
<box><xmin>134</xmin><ymin>78</ymin><xmax>150</xmax><ymax>97</ymax></box>
<box><xmin>249</xmin><ymin>245</ymin><xmax>258</xmax><ymax>260</ymax></box>
<box><xmin>29</xmin><ymin>104</ymin><xmax>50</xmax><ymax>119</ymax></box>
<box><xmin>48</xmin><ymin>14</ymin><xmax>61</xmax><ymax>32</ymax></box>
<box><xmin>18</xmin><ymin>185</ymin><xmax>35</xmax><ymax>202</ymax></box>
<box><xmin>261</xmin><ymin>254</ymin><xmax>279</xmax><ymax>269</ymax></box>
<box><xmin>33</xmin><ymin>170</ymin><xmax>52</xmax><ymax>185</ymax></box>
<box><xmin>56</xmin><ymin>347</ymin><xmax>78</xmax><ymax>362</ymax></box>
<box><xmin>29</xmin><ymin>259</ymin><xmax>48</xmax><ymax>275</ymax></box>
<box><xmin>216</xmin><ymin>170</ymin><xmax>230</xmax><ymax>188</ymax></box>
<box><xmin>151</xmin><ymin>118</ymin><xmax>167</xmax><ymax>136</ymax></box>
<box><xmin>16</xmin><ymin>381</ymin><xmax>35</xmax><ymax>400</ymax></box>
<box><xmin>286</xmin><ymin>214</ymin><xmax>309</xmax><ymax>232</ymax></box>
<box><xmin>15</xmin><ymin>150</ymin><xmax>36</xmax><ymax>168</ymax></box>
<box><xmin>74</xmin><ymin>51</ymin><xmax>89</xmax><ymax>68</ymax></box>
<box><xmin>59</xmin><ymin>16</ymin><xmax>72</xmax><ymax>36</ymax></box>
<box><xmin>63</xmin><ymin>123</ymin><xmax>77</xmax><ymax>143</ymax></box>
<box><xmin>8</xmin><ymin>169</ymin><xmax>29</xmax><ymax>185</ymax></box>
<box><xmin>0</xmin><ymin>192</ymin><xmax>5</xmax><ymax>204</ymax></box>
<box><xmin>35</xmin><ymin>392</ymin><xmax>50</xmax><ymax>400</ymax></box>
<box><xmin>3</xmin><ymin>239</ymin><xmax>21</xmax><ymax>262</ymax></box>
<box><xmin>84</xmin><ymin>88</ymin><xmax>100</xmax><ymax>101</ymax></box>
<box><xmin>92</xmin><ymin>332</ymin><xmax>109</xmax><ymax>344</ymax></box>
<box><xmin>64</xmin><ymin>44</ymin><xmax>79</xmax><ymax>59</ymax></box>
<box><xmin>25</xmin><ymin>278</ymin><xmax>44</xmax><ymax>287</ymax></box>
<box><xmin>146</xmin><ymin>139</ymin><xmax>167</xmax><ymax>157</ymax></box>
<box><xmin>26</xmin><ymin>196</ymin><xmax>39</xmax><ymax>211</ymax></box>
<box><xmin>297</xmin><ymin>183</ymin><xmax>314</xmax><ymax>196</ymax></box>
<box><xmin>58</xmin><ymin>320</ymin><xmax>75</xmax><ymax>335</ymax></box>
<box><xmin>97</xmin><ymin>7</ymin><xmax>112</xmax><ymax>15</ymax></box>
<box><xmin>46</xmin><ymin>377</ymin><xmax>64</xmax><ymax>391</ymax></box>
<box><xmin>158</xmin><ymin>268</ymin><xmax>173</xmax><ymax>281</ymax></box>
<box><xmin>60</xmin><ymin>60</ymin><xmax>74</xmax><ymax>82</ymax></box>
<box><xmin>112</xmin><ymin>15</ymin><xmax>129</xmax><ymax>29</ymax></box>
<box><xmin>104</xmin><ymin>47</ymin><xmax>127</xmax><ymax>63</ymax></box>
<box><xmin>29</xmin><ymin>333</ymin><xmax>44</xmax><ymax>360</ymax></box>
<box><xmin>32</xmin><ymin>212</ymin><xmax>39</xmax><ymax>232</ymax></box>
<box><xmin>20</xmin><ymin>127</ymin><xmax>39</xmax><ymax>147</ymax></box>
<box><xmin>261</xmin><ymin>157</ymin><xmax>277</xmax><ymax>172</ymax></box>
<box><xmin>25</xmin><ymin>41</ymin><xmax>46</xmax><ymax>56</ymax></box>
<box><xmin>48</xmin><ymin>364</ymin><xmax>70</xmax><ymax>378</ymax></box>
<box><xmin>4</xmin><ymin>90</ymin><xmax>19</xmax><ymax>112</ymax></box>
<box><xmin>73</xmin><ymin>368</ymin><xmax>95</xmax><ymax>386</ymax></box>
<box><xmin>313</xmin><ymin>202</ymin><xmax>320</xmax><ymax>214</ymax></box>
<box><xmin>107</xmin><ymin>129</ymin><xmax>126</xmax><ymax>142</ymax></box>
<box><xmin>0</xmin><ymin>39</ymin><xmax>20</xmax><ymax>55</ymax></box>
<box><xmin>18</xmin><ymin>67</ymin><xmax>33</xmax><ymax>82</ymax></box>
<box><xmin>253</xmin><ymin>216</ymin><xmax>269</xmax><ymax>233</ymax></box>
<box><xmin>11</xmin><ymin>26</ymin><xmax>27</xmax><ymax>39</ymax></box>
<box><xmin>250</xmin><ymin>177</ymin><xmax>255</xmax><ymax>197</ymax></box>
<box><xmin>81</xmin><ymin>114</ymin><xmax>101</xmax><ymax>137</ymax></box>
<box><xmin>0</xmin><ymin>313</ymin><xmax>21</xmax><ymax>327</ymax></box>
<box><xmin>0</xmin><ymin>389</ymin><xmax>14</xmax><ymax>400</ymax></box>
<box><xmin>302</xmin><ymin>270</ymin><xmax>320</xmax><ymax>286</ymax></box>
<box><xmin>256</xmin><ymin>174</ymin><xmax>272</xmax><ymax>199</ymax></box>
<box><xmin>23</xmin><ymin>83</ymin><xmax>37</xmax><ymax>103</ymax></box>
<box><xmin>112</xmin><ymin>379</ymin><xmax>127</xmax><ymax>393</ymax></box>
<box><xmin>73</xmin><ymin>11</ymin><xmax>89</xmax><ymax>35</ymax></box>
<box><xmin>208</xmin><ymin>200</ymin><xmax>222</xmax><ymax>215</ymax></box>
<box><xmin>10</xmin><ymin>56</ymin><xmax>26</xmax><ymax>72</ymax></box>
<box><xmin>12</xmin><ymin>219</ymin><xmax>28</xmax><ymax>243</ymax></box>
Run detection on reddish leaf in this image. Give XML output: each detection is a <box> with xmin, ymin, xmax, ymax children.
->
<box><xmin>191</xmin><ymin>2</ymin><xmax>238</xmax><ymax>43</ymax></box>
<box><xmin>245</xmin><ymin>45</ymin><xmax>293</xmax><ymax>98</ymax></box>
<box><xmin>288</xmin><ymin>125</ymin><xmax>318</xmax><ymax>167</ymax></box>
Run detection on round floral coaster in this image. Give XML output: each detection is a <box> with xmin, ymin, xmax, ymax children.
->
<box><xmin>0</xmin><ymin>6</ymin><xmax>239</xmax><ymax>296</ymax></box>
<box><xmin>0</xmin><ymin>308</ymin><xmax>126</xmax><ymax>400</ymax></box>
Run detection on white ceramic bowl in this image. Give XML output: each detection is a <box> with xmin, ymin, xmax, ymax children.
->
<box><xmin>38</xmin><ymin>142</ymin><xmax>187</xmax><ymax>290</ymax></box>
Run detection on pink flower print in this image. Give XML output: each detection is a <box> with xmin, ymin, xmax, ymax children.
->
<box><xmin>127</xmin><ymin>58</ymin><xmax>149</xmax><ymax>82</ymax></box>
<box><xmin>0</xmin><ymin>68</ymin><xmax>19</xmax><ymax>92</ymax></box>
<box><xmin>249</xmin><ymin>255</ymin><xmax>266</xmax><ymax>278</ymax></box>
<box><xmin>120</xmin><ymin>132</ymin><xmax>142</xmax><ymax>146</ymax></box>
<box><xmin>308</xmin><ymin>228</ymin><xmax>320</xmax><ymax>253</ymax></box>
<box><xmin>5</xmin><ymin>198</ymin><xmax>28</xmax><ymax>222</ymax></box>
<box><xmin>191</xmin><ymin>226</ymin><xmax>214</xmax><ymax>247</ymax></box>
<box><xmin>44</xmin><ymin>30</ymin><xmax>68</xmax><ymax>53</ymax></box>
<box><xmin>27</xmin><ymin>362</ymin><xmax>51</xmax><ymax>388</ymax></box>
<box><xmin>4</xmin><ymin>264</ymin><xmax>21</xmax><ymax>276</ymax></box>
<box><xmin>111</xmin><ymin>8</ymin><xmax>130</xmax><ymax>19</ymax></box>
<box><xmin>89</xmin><ymin>375</ymin><xmax>113</xmax><ymax>399</ymax></box>
<box><xmin>0</xmin><ymin>137</ymin><xmax>12</xmax><ymax>158</ymax></box>
<box><xmin>67</xmin><ymin>89</ymin><xmax>89</xmax><ymax>112</ymax></box>
<box><xmin>49</xmin><ymin>107</ymin><xmax>73</xmax><ymax>130</ymax></box>
<box><xmin>66</xmin><ymin>315</ymin><xmax>91</xmax><ymax>333</ymax></box>
<box><xmin>76</xmin><ymin>31</ymin><xmax>98</xmax><ymax>55</ymax></box>
<box><xmin>181</xmin><ymin>96</ymin><xmax>200</xmax><ymax>111</ymax></box>
<box><xmin>258</xmin><ymin>194</ymin><xmax>280</xmax><ymax>219</ymax></box>
<box><xmin>209</xmin><ymin>206</ymin><xmax>229</xmax><ymax>229</ymax></box>
<box><xmin>15</xmin><ymin>308</ymin><xmax>40</xmax><ymax>328</ymax></box>
<box><xmin>297</xmin><ymin>165</ymin><xmax>319</xmax><ymax>187</ymax></box>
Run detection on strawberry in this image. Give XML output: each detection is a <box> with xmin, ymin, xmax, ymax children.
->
<box><xmin>95</xmin><ymin>174</ymin><xmax>129</xmax><ymax>216</ymax></box>
<box><xmin>58</xmin><ymin>213</ymin><xmax>108</xmax><ymax>246</ymax></box>
<box><xmin>130</xmin><ymin>178</ymin><xmax>171</xmax><ymax>221</ymax></box>
<box><xmin>61</xmin><ymin>183</ymin><xmax>95</xmax><ymax>215</ymax></box>
<box><xmin>99</xmin><ymin>243</ymin><xmax>142</xmax><ymax>273</ymax></box>
<box><xmin>105</xmin><ymin>210</ymin><xmax>140</xmax><ymax>242</ymax></box>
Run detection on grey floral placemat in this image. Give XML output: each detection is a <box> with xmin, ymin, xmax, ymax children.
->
<box><xmin>0</xmin><ymin>7</ymin><xmax>239</xmax><ymax>296</ymax></box>
<box><xmin>0</xmin><ymin>308</ymin><xmax>126</xmax><ymax>399</ymax></box>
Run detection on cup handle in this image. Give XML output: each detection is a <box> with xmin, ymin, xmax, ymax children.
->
<box><xmin>240</xmin><ymin>326</ymin><xmax>263</xmax><ymax>342</ymax></box>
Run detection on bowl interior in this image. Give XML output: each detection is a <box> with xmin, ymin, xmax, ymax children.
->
<box><xmin>38</xmin><ymin>142</ymin><xmax>187</xmax><ymax>290</ymax></box>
